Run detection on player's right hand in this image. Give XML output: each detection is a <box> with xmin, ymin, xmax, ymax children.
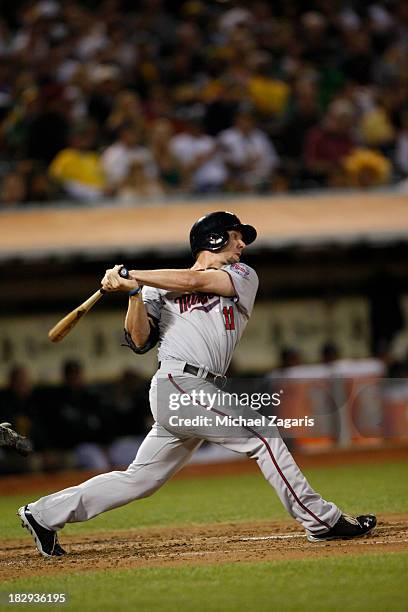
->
<box><xmin>101</xmin><ymin>265</ymin><xmax>138</xmax><ymax>292</ymax></box>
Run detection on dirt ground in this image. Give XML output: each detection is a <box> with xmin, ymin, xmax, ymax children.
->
<box><xmin>2</xmin><ymin>514</ymin><xmax>408</xmax><ymax>581</ymax></box>
<box><xmin>1</xmin><ymin>446</ymin><xmax>407</xmax><ymax>581</ymax></box>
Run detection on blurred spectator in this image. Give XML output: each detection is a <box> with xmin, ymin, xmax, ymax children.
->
<box><xmin>203</xmin><ymin>78</ymin><xmax>241</xmax><ymax>136</ymax></box>
<box><xmin>279</xmin><ymin>77</ymin><xmax>321</xmax><ymax>185</ymax></box>
<box><xmin>26</xmin><ymin>162</ymin><xmax>56</xmax><ymax>202</ymax></box>
<box><xmin>169</xmin><ymin>107</ymin><xmax>227</xmax><ymax>194</ymax></box>
<box><xmin>395</xmin><ymin>110</ymin><xmax>408</xmax><ymax>176</ymax></box>
<box><xmin>218</xmin><ymin>110</ymin><xmax>279</xmax><ymax>191</ymax></box>
<box><xmin>118</xmin><ymin>159</ymin><xmax>164</xmax><ymax>202</ymax></box>
<box><xmin>388</xmin><ymin>349</ymin><xmax>408</xmax><ymax>378</ymax></box>
<box><xmin>0</xmin><ymin>169</ymin><xmax>27</xmax><ymax>205</ymax></box>
<box><xmin>0</xmin><ymin>365</ymin><xmax>40</xmax><ymax>473</ymax></box>
<box><xmin>0</xmin><ymin>70</ymin><xmax>12</xmax><ymax>129</ymax></box>
<box><xmin>300</xmin><ymin>12</ymin><xmax>333</xmax><ymax>66</ymax></box>
<box><xmin>25</xmin><ymin>85</ymin><xmax>69</xmax><ymax>164</ymax></box>
<box><xmin>143</xmin><ymin>84</ymin><xmax>174</xmax><ymax>123</ymax></box>
<box><xmin>368</xmin><ymin>273</ymin><xmax>404</xmax><ymax>356</ymax></box>
<box><xmin>107</xmin><ymin>368</ymin><xmax>151</xmax><ymax>438</ymax></box>
<box><xmin>162</xmin><ymin>29</ymin><xmax>204</xmax><ymax>103</ymax></box>
<box><xmin>0</xmin><ymin>365</ymin><xmax>35</xmax><ymax>439</ymax></box>
<box><xmin>247</xmin><ymin>51</ymin><xmax>290</xmax><ymax>118</ymax></box>
<box><xmin>218</xmin><ymin>5</ymin><xmax>253</xmax><ymax>34</ymax></box>
<box><xmin>359</xmin><ymin>104</ymin><xmax>395</xmax><ymax>152</ymax></box>
<box><xmin>279</xmin><ymin>346</ymin><xmax>302</xmax><ymax>370</ymax></box>
<box><xmin>321</xmin><ymin>342</ymin><xmax>340</xmax><ymax>365</ymax></box>
<box><xmin>343</xmin><ymin>148</ymin><xmax>391</xmax><ymax>188</ymax></box>
<box><xmin>266</xmin><ymin>346</ymin><xmax>303</xmax><ymax>379</ymax></box>
<box><xmin>102</xmin><ymin>122</ymin><xmax>157</xmax><ymax>192</ymax></box>
<box><xmin>1</xmin><ymin>83</ymin><xmax>40</xmax><ymax>157</ymax></box>
<box><xmin>87</xmin><ymin>64</ymin><xmax>121</xmax><ymax>127</ymax></box>
<box><xmin>149</xmin><ymin>118</ymin><xmax>182</xmax><ymax>191</ymax></box>
<box><xmin>105</xmin><ymin>90</ymin><xmax>144</xmax><ymax>136</ymax></box>
<box><xmin>107</xmin><ymin>368</ymin><xmax>151</xmax><ymax>467</ymax></box>
<box><xmin>50</xmin><ymin>359</ymin><xmax>110</xmax><ymax>469</ymax></box>
<box><xmin>48</xmin><ymin>120</ymin><xmax>107</xmax><ymax>201</ymax></box>
<box><xmin>303</xmin><ymin>99</ymin><xmax>356</xmax><ymax>186</ymax></box>
<box><xmin>340</xmin><ymin>27</ymin><xmax>375</xmax><ymax>86</ymax></box>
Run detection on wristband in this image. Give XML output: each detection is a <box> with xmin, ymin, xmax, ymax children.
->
<box><xmin>128</xmin><ymin>286</ymin><xmax>142</xmax><ymax>297</ymax></box>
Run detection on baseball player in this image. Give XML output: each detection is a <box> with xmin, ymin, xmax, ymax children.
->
<box><xmin>18</xmin><ymin>211</ymin><xmax>376</xmax><ymax>557</ymax></box>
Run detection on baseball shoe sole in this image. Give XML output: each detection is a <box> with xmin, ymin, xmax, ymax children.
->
<box><xmin>307</xmin><ymin>513</ymin><xmax>377</xmax><ymax>542</ymax></box>
<box><xmin>17</xmin><ymin>505</ymin><xmax>66</xmax><ymax>557</ymax></box>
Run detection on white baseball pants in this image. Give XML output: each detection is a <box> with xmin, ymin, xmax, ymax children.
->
<box><xmin>29</xmin><ymin>361</ymin><xmax>341</xmax><ymax>534</ymax></box>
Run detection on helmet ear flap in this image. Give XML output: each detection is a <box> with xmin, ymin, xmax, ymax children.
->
<box><xmin>192</xmin><ymin>230</ymin><xmax>229</xmax><ymax>258</ymax></box>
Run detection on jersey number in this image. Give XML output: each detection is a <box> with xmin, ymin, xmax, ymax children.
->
<box><xmin>223</xmin><ymin>306</ymin><xmax>235</xmax><ymax>331</ymax></box>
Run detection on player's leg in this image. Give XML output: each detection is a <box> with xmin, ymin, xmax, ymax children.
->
<box><xmin>23</xmin><ymin>424</ymin><xmax>202</xmax><ymax>532</ymax></box>
<box><xmin>210</xmin><ymin>433</ymin><xmax>375</xmax><ymax>540</ymax></box>
<box><xmin>164</xmin><ymin>372</ymin><xmax>376</xmax><ymax>538</ymax></box>
<box><xmin>219</xmin><ymin>432</ymin><xmax>340</xmax><ymax>533</ymax></box>
<box><xmin>163</xmin><ymin>373</ymin><xmax>341</xmax><ymax>534</ymax></box>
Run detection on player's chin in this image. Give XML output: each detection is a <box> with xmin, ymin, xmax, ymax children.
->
<box><xmin>222</xmin><ymin>252</ymin><xmax>241</xmax><ymax>266</ymax></box>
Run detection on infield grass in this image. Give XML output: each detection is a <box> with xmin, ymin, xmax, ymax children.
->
<box><xmin>1</xmin><ymin>553</ymin><xmax>407</xmax><ymax>611</ymax></box>
<box><xmin>0</xmin><ymin>461</ymin><xmax>407</xmax><ymax>540</ymax></box>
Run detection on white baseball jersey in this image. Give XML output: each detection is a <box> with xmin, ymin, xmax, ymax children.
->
<box><xmin>142</xmin><ymin>262</ymin><xmax>259</xmax><ymax>375</ymax></box>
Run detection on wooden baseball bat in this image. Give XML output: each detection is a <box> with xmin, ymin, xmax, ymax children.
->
<box><xmin>48</xmin><ymin>267</ymin><xmax>129</xmax><ymax>343</ymax></box>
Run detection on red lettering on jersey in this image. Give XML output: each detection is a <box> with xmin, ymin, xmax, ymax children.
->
<box><xmin>223</xmin><ymin>306</ymin><xmax>235</xmax><ymax>331</ymax></box>
<box><xmin>175</xmin><ymin>293</ymin><xmax>216</xmax><ymax>314</ymax></box>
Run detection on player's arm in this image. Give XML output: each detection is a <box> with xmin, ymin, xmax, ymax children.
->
<box><xmin>130</xmin><ymin>268</ymin><xmax>235</xmax><ymax>297</ymax></box>
<box><xmin>124</xmin><ymin>291</ymin><xmax>151</xmax><ymax>348</ymax></box>
<box><xmin>102</xmin><ymin>265</ymin><xmax>235</xmax><ymax>297</ymax></box>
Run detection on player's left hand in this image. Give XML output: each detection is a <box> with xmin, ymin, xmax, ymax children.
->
<box><xmin>0</xmin><ymin>422</ymin><xmax>33</xmax><ymax>456</ymax></box>
<box><xmin>101</xmin><ymin>265</ymin><xmax>138</xmax><ymax>293</ymax></box>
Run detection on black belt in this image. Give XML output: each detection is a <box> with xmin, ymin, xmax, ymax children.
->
<box><xmin>159</xmin><ymin>362</ymin><xmax>227</xmax><ymax>388</ymax></box>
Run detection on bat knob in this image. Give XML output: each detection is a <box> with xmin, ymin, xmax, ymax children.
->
<box><xmin>119</xmin><ymin>267</ymin><xmax>129</xmax><ymax>279</ymax></box>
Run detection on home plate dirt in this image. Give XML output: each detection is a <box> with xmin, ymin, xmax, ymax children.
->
<box><xmin>1</xmin><ymin>515</ymin><xmax>408</xmax><ymax>581</ymax></box>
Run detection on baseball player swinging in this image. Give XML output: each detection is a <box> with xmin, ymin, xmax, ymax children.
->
<box><xmin>18</xmin><ymin>211</ymin><xmax>376</xmax><ymax>557</ymax></box>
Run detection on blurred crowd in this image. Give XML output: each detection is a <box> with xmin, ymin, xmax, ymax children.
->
<box><xmin>0</xmin><ymin>360</ymin><xmax>152</xmax><ymax>474</ymax></box>
<box><xmin>0</xmin><ymin>0</ymin><xmax>407</xmax><ymax>206</ymax></box>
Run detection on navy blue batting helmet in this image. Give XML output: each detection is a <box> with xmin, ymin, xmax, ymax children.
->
<box><xmin>190</xmin><ymin>211</ymin><xmax>257</xmax><ymax>258</ymax></box>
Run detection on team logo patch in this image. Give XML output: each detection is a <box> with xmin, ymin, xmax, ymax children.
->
<box><xmin>231</xmin><ymin>263</ymin><xmax>250</xmax><ymax>277</ymax></box>
<box><xmin>208</xmin><ymin>233</ymin><xmax>224</xmax><ymax>246</ymax></box>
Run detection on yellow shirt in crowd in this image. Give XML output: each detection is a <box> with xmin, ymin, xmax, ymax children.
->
<box><xmin>248</xmin><ymin>77</ymin><xmax>290</xmax><ymax>116</ymax></box>
<box><xmin>49</xmin><ymin>149</ymin><xmax>106</xmax><ymax>189</ymax></box>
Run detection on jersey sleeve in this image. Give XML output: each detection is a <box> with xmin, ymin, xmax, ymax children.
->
<box><xmin>142</xmin><ymin>285</ymin><xmax>162</xmax><ymax>320</ymax></box>
<box><xmin>222</xmin><ymin>263</ymin><xmax>259</xmax><ymax>317</ymax></box>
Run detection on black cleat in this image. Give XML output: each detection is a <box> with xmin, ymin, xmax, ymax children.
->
<box><xmin>307</xmin><ymin>513</ymin><xmax>377</xmax><ymax>542</ymax></box>
<box><xmin>17</xmin><ymin>505</ymin><xmax>66</xmax><ymax>557</ymax></box>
